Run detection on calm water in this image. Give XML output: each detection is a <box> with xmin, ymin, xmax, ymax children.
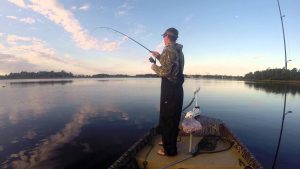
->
<box><xmin>0</xmin><ymin>78</ymin><xmax>299</xmax><ymax>169</ymax></box>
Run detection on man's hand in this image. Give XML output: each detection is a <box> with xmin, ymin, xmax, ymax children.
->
<box><xmin>151</xmin><ymin>51</ymin><xmax>160</xmax><ymax>58</ymax></box>
<box><xmin>151</xmin><ymin>64</ymin><xmax>157</xmax><ymax>70</ymax></box>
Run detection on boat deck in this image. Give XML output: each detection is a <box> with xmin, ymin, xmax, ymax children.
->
<box><xmin>136</xmin><ymin>134</ymin><xmax>248</xmax><ymax>169</ymax></box>
<box><xmin>109</xmin><ymin>116</ymin><xmax>262</xmax><ymax>169</ymax></box>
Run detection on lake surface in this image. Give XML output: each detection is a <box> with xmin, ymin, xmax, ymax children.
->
<box><xmin>0</xmin><ymin>78</ymin><xmax>299</xmax><ymax>169</ymax></box>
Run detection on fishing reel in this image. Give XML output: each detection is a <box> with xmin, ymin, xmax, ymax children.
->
<box><xmin>149</xmin><ymin>57</ymin><xmax>156</xmax><ymax>64</ymax></box>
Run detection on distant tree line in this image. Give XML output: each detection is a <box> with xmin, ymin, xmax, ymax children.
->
<box><xmin>0</xmin><ymin>71</ymin><xmax>242</xmax><ymax>80</ymax></box>
<box><xmin>135</xmin><ymin>74</ymin><xmax>159</xmax><ymax>78</ymax></box>
<box><xmin>244</xmin><ymin>68</ymin><xmax>300</xmax><ymax>81</ymax></box>
<box><xmin>186</xmin><ymin>74</ymin><xmax>243</xmax><ymax>80</ymax></box>
<box><xmin>92</xmin><ymin>74</ymin><xmax>131</xmax><ymax>78</ymax></box>
<box><xmin>0</xmin><ymin>71</ymin><xmax>159</xmax><ymax>79</ymax></box>
<box><xmin>0</xmin><ymin>71</ymin><xmax>74</xmax><ymax>79</ymax></box>
<box><xmin>1</xmin><ymin>68</ymin><xmax>299</xmax><ymax>81</ymax></box>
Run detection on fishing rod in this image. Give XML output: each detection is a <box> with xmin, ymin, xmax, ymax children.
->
<box><xmin>272</xmin><ymin>1</ymin><xmax>290</xmax><ymax>168</ymax></box>
<box><xmin>93</xmin><ymin>26</ymin><xmax>156</xmax><ymax>63</ymax></box>
<box><xmin>275</xmin><ymin>0</ymin><xmax>288</xmax><ymax>70</ymax></box>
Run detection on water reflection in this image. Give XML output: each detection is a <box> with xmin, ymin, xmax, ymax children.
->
<box><xmin>244</xmin><ymin>82</ymin><xmax>300</xmax><ymax>95</ymax></box>
<box><xmin>97</xmin><ymin>79</ymin><xmax>124</xmax><ymax>82</ymax></box>
<box><xmin>97</xmin><ymin>80</ymin><xmax>109</xmax><ymax>82</ymax></box>
<box><xmin>245</xmin><ymin>81</ymin><xmax>299</xmax><ymax>168</ymax></box>
<box><xmin>0</xmin><ymin>105</ymin><xmax>133</xmax><ymax>169</ymax></box>
<box><xmin>0</xmin><ymin>79</ymin><xmax>299</xmax><ymax>169</ymax></box>
<box><xmin>23</xmin><ymin>130</ymin><xmax>37</xmax><ymax>140</ymax></box>
<box><xmin>9</xmin><ymin>80</ymin><xmax>73</xmax><ymax>86</ymax></box>
<box><xmin>272</xmin><ymin>86</ymin><xmax>293</xmax><ymax>169</ymax></box>
<box><xmin>0</xmin><ymin>88</ymin><xmax>54</xmax><ymax>125</ymax></box>
<box><xmin>1</xmin><ymin>106</ymin><xmax>97</xmax><ymax>169</ymax></box>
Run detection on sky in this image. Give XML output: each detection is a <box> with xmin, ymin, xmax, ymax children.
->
<box><xmin>0</xmin><ymin>0</ymin><xmax>299</xmax><ymax>76</ymax></box>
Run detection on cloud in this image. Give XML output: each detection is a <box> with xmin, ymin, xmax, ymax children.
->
<box><xmin>184</xmin><ymin>16</ymin><xmax>192</xmax><ymax>22</ymax></box>
<box><xmin>5</xmin><ymin>35</ymin><xmax>60</xmax><ymax>63</ymax></box>
<box><xmin>0</xmin><ymin>53</ymin><xmax>38</xmax><ymax>75</ymax></box>
<box><xmin>133</xmin><ymin>24</ymin><xmax>146</xmax><ymax>35</ymax></box>
<box><xmin>0</xmin><ymin>43</ymin><xmax>4</xmax><ymax>49</ymax></box>
<box><xmin>71</xmin><ymin>4</ymin><xmax>90</xmax><ymax>11</ymax></box>
<box><xmin>115</xmin><ymin>1</ymin><xmax>133</xmax><ymax>16</ymax></box>
<box><xmin>7</xmin><ymin>0</ymin><xmax>26</xmax><ymax>8</ymax></box>
<box><xmin>20</xmin><ymin>17</ymin><xmax>35</xmax><ymax>24</ymax></box>
<box><xmin>6</xmin><ymin>15</ymin><xmax>36</xmax><ymax>24</ymax></box>
<box><xmin>1</xmin><ymin>33</ymin><xmax>108</xmax><ymax>75</ymax></box>
<box><xmin>6</xmin><ymin>15</ymin><xmax>17</xmax><ymax>20</ymax></box>
<box><xmin>116</xmin><ymin>10</ymin><xmax>126</xmax><ymax>16</ymax></box>
<box><xmin>71</xmin><ymin>6</ymin><xmax>77</xmax><ymax>10</ymax></box>
<box><xmin>1</xmin><ymin>34</ymin><xmax>147</xmax><ymax>76</ymax></box>
<box><xmin>6</xmin><ymin>34</ymin><xmax>32</xmax><ymax>45</ymax></box>
<box><xmin>7</xmin><ymin>0</ymin><xmax>119</xmax><ymax>51</ymax></box>
<box><xmin>78</xmin><ymin>4</ymin><xmax>90</xmax><ymax>11</ymax></box>
<box><xmin>28</xmin><ymin>27</ymin><xmax>38</xmax><ymax>30</ymax></box>
<box><xmin>0</xmin><ymin>32</ymin><xmax>4</xmax><ymax>37</ymax></box>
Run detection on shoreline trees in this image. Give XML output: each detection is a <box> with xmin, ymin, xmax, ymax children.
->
<box><xmin>244</xmin><ymin>68</ymin><xmax>300</xmax><ymax>81</ymax></box>
<box><xmin>1</xmin><ymin>68</ymin><xmax>299</xmax><ymax>81</ymax></box>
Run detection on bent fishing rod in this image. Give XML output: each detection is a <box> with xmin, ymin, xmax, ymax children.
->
<box><xmin>93</xmin><ymin>26</ymin><xmax>156</xmax><ymax>63</ymax></box>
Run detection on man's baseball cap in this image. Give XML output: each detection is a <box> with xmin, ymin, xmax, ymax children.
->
<box><xmin>162</xmin><ymin>27</ymin><xmax>178</xmax><ymax>38</ymax></box>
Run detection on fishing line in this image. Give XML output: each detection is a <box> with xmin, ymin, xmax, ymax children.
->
<box><xmin>93</xmin><ymin>26</ymin><xmax>156</xmax><ymax>63</ymax></box>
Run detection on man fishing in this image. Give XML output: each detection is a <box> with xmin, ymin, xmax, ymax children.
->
<box><xmin>151</xmin><ymin>27</ymin><xmax>185</xmax><ymax>156</ymax></box>
<box><xmin>95</xmin><ymin>26</ymin><xmax>184</xmax><ymax>156</ymax></box>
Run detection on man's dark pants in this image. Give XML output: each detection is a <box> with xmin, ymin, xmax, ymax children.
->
<box><xmin>159</xmin><ymin>77</ymin><xmax>183</xmax><ymax>156</ymax></box>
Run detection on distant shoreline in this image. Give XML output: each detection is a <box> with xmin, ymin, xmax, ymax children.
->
<box><xmin>2</xmin><ymin>78</ymin><xmax>300</xmax><ymax>86</ymax></box>
<box><xmin>1</xmin><ymin>69</ymin><xmax>299</xmax><ymax>84</ymax></box>
<box><xmin>247</xmin><ymin>80</ymin><xmax>300</xmax><ymax>85</ymax></box>
<box><xmin>0</xmin><ymin>76</ymin><xmax>242</xmax><ymax>80</ymax></box>
<box><xmin>0</xmin><ymin>72</ymin><xmax>243</xmax><ymax>80</ymax></box>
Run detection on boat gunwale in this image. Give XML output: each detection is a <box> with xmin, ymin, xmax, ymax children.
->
<box><xmin>220</xmin><ymin>123</ymin><xmax>264</xmax><ymax>169</ymax></box>
<box><xmin>108</xmin><ymin>128</ymin><xmax>157</xmax><ymax>169</ymax></box>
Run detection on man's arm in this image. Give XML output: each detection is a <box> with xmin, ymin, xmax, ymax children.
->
<box><xmin>151</xmin><ymin>49</ymin><xmax>176</xmax><ymax>77</ymax></box>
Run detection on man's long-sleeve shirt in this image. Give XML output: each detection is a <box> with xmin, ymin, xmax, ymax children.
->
<box><xmin>152</xmin><ymin>43</ymin><xmax>184</xmax><ymax>83</ymax></box>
